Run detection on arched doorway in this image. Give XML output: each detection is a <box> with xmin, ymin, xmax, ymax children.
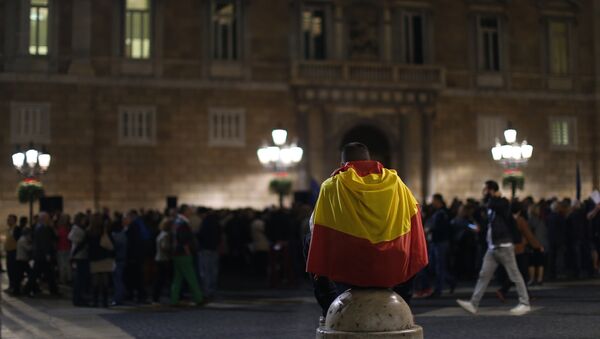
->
<box><xmin>340</xmin><ymin>124</ymin><xmax>391</xmax><ymax>166</ymax></box>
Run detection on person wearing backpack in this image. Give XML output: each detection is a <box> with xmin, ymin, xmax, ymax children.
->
<box><xmin>457</xmin><ymin>180</ymin><xmax>531</xmax><ymax>316</ymax></box>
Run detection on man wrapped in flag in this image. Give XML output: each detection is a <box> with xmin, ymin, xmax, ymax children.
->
<box><xmin>306</xmin><ymin>142</ymin><xmax>428</xmax><ymax>293</ymax></box>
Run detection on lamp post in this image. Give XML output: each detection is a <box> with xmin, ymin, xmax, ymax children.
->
<box><xmin>490</xmin><ymin>124</ymin><xmax>533</xmax><ymax>199</ymax></box>
<box><xmin>257</xmin><ymin>128</ymin><xmax>303</xmax><ymax>207</ymax></box>
<box><xmin>12</xmin><ymin>144</ymin><xmax>51</xmax><ymax>227</ymax></box>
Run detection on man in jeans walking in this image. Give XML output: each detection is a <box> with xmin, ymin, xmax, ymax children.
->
<box><xmin>457</xmin><ymin>180</ymin><xmax>531</xmax><ymax>316</ymax></box>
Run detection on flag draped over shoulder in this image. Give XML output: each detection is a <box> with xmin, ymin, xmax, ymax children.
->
<box><xmin>306</xmin><ymin>160</ymin><xmax>428</xmax><ymax>287</ymax></box>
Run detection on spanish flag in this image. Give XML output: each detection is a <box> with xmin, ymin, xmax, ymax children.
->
<box><xmin>306</xmin><ymin>160</ymin><xmax>428</xmax><ymax>287</ymax></box>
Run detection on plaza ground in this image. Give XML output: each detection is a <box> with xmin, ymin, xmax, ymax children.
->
<box><xmin>2</xmin><ymin>277</ymin><xmax>600</xmax><ymax>339</ymax></box>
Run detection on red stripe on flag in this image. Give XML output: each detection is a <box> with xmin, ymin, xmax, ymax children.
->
<box><xmin>306</xmin><ymin>209</ymin><xmax>428</xmax><ymax>287</ymax></box>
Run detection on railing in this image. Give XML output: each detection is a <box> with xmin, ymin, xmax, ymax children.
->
<box><xmin>291</xmin><ymin>60</ymin><xmax>445</xmax><ymax>88</ymax></box>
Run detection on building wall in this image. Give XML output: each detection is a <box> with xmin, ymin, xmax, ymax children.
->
<box><xmin>0</xmin><ymin>0</ymin><xmax>599</xmax><ymax>219</ymax></box>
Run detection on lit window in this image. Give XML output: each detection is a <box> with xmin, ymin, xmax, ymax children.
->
<box><xmin>302</xmin><ymin>9</ymin><xmax>326</xmax><ymax>60</ymax></box>
<box><xmin>212</xmin><ymin>0</ymin><xmax>239</xmax><ymax>60</ymax></box>
<box><xmin>119</xmin><ymin>106</ymin><xmax>156</xmax><ymax>145</ymax></box>
<box><xmin>29</xmin><ymin>0</ymin><xmax>49</xmax><ymax>55</ymax></box>
<box><xmin>548</xmin><ymin>21</ymin><xmax>569</xmax><ymax>75</ymax></box>
<box><xmin>478</xmin><ymin>16</ymin><xmax>501</xmax><ymax>72</ymax></box>
<box><xmin>125</xmin><ymin>0</ymin><xmax>151</xmax><ymax>59</ymax></box>
<box><xmin>550</xmin><ymin>117</ymin><xmax>576</xmax><ymax>148</ymax></box>
<box><xmin>209</xmin><ymin>108</ymin><xmax>245</xmax><ymax>147</ymax></box>
<box><xmin>10</xmin><ymin>103</ymin><xmax>51</xmax><ymax>144</ymax></box>
<box><xmin>402</xmin><ymin>12</ymin><xmax>425</xmax><ymax>64</ymax></box>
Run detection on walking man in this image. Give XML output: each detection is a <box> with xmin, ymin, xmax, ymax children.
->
<box><xmin>457</xmin><ymin>180</ymin><xmax>531</xmax><ymax>316</ymax></box>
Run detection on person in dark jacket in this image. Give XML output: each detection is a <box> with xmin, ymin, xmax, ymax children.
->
<box><xmin>27</xmin><ymin>212</ymin><xmax>59</xmax><ymax>296</ymax></box>
<box><xmin>124</xmin><ymin>210</ymin><xmax>147</xmax><ymax>303</ymax></box>
<box><xmin>427</xmin><ymin>194</ymin><xmax>456</xmax><ymax>297</ymax></box>
<box><xmin>547</xmin><ymin>200</ymin><xmax>568</xmax><ymax>279</ymax></box>
<box><xmin>457</xmin><ymin>180</ymin><xmax>530</xmax><ymax>316</ymax></box>
<box><xmin>197</xmin><ymin>212</ymin><xmax>221</xmax><ymax>299</ymax></box>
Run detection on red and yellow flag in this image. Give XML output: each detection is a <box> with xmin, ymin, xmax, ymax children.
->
<box><xmin>306</xmin><ymin>160</ymin><xmax>428</xmax><ymax>287</ymax></box>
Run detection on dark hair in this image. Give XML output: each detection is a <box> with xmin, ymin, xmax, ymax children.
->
<box><xmin>341</xmin><ymin>142</ymin><xmax>371</xmax><ymax>163</ymax></box>
<box><xmin>178</xmin><ymin>204</ymin><xmax>190</xmax><ymax>214</ymax></box>
<box><xmin>484</xmin><ymin>180</ymin><xmax>499</xmax><ymax>192</ymax></box>
<box><xmin>511</xmin><ymin>201</ymin><xmax>524</xmax><ymax>215</ymax></box>
<box><xmin>432</xmin><ymin>193</ymin><xmax>446</xmax><ymax>207</ymax></box>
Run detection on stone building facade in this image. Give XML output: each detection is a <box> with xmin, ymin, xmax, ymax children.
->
<box><xmin>1</xmin><ymin>0</ymin><xmax>599</xmax><ymax>217</ymax></box>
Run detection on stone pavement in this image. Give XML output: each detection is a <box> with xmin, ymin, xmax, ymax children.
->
<box><xmin>2</xmin><ymin>279</ymin><xmax>600</xmax><ymax>338</ymax></box>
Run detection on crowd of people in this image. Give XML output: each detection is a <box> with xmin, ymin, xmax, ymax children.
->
<box><xmin>1</xmin><ymin>204</ymin><xmax>311</xmax><ymax>307</ymax></box>
<box><xmin>416</xmin><ymin>191</ymin><xmax>600</xmax><ymax>300</ymax></box>
<box><xmin>2</xmin><ymin>190</ymin><xmax>599</xmax><ymax>308</ymax></box>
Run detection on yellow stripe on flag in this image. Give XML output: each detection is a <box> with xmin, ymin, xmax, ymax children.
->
<box><xmin>314</xmin><ymin>167</ymin><xmax>418</xmax><ymax>244</ymax></box>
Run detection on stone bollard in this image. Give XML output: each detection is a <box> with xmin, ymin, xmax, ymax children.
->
<box><xmin>316</xmin><ymin>288</ymin><xmax>423</xmax><ymax>339</ymax></box>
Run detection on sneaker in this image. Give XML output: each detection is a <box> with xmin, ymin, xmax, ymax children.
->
<box><xmin>509</xmin><ymin>303</ymin><xmax>531</xmax><ymax>316</ymax></box>
<box><xmin>456</xmin><ymin>299</ymin><xmax>477</xmax><ymax>314</ymax></box>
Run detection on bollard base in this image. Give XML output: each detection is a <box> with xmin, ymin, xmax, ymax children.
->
<box><xmin>316</xmin><ymin>325</ymin><xmax>423</xmax><ymax>338</ymax></box>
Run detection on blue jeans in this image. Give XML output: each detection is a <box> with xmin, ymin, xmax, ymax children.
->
<box><xmin>113</xmin><ymin>261</ymin><xmax>125</xmax><ymax>304</ymax></box>
<box><xmin>198</xmin><ymin>250</ymin><xmax>219</xmax><ymax>298</ymax></box>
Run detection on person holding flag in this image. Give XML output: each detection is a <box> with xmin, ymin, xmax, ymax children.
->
<box><xmin>306</xmin><ymin>142</ymin><xmax>429</xmax><ymax>315</ymax></box>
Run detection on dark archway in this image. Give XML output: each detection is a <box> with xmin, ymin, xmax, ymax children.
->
<box><xmin>340</xmin><ymin>124</ymin><xmax>391</xmax><ymax>166</ymax></box>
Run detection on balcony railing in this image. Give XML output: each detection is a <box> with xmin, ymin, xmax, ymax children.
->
<box><xmin>291</xmin><ymin>60</ymin><xmax>445</xmax><ymax>89</ymax></box>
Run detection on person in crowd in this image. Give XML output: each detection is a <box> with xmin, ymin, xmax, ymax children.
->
<box><xmin>88</xmin><ymin>213</ymin><xmax>115</xmax><ymax>308</ymax></box>
<box><xmin>55</xmin><ymin>214</ymin><xmax>72</xmax><ymax>285</ymax></box>
<box><xmin>28</xmin><ymin>212</ymin><xmax>59</xmax><ymax>296</ymax></box>
<box><xmin>250</xmin><ymin>211</ymin><xmax>270</xmax><ymax>276</ymax></box>
<box><xmin>450</xmin><ymin>204</ymin><xmax>481</xmax><ymax>280</ymax></box>
<box><xmin>547</xmin><ymin>200</ymin><xmax>568</xmax><ymax>279</ymax></box>
<box><xmin>111</xmin><ymin>216</ymin><xmax>128</xmax><ymax>306</ymax></box>
<box><xmin>14</xmin><ymin>227</ymin><xmax>33</xmax><ymax>296</ymax></box>
<box><xmin>69</xmin><ymin>212</ymin><xmax>90</xmax><ymax>306</ymax></box>
<box><xmin>4</xmin><ymin>214</ymin><xmax>18</xmax><ymax>294</ymax></box>
<box><xmin>587</xmin><ymin>200</ymin><xmax>600</xmax><ymax>275</ymax></box>
<box><xmin>497</xmin><ymin>202</ymin><xmax>543</xmax><ymax>302</ymax></box>
<box><xmin>566</xmin><ymin>201</ymin><xmax>588</xmax><ymax>278</ymax></box>
<box><xmin>153</xmin><ymin>218</ymin><xmax>172</xmax><ymax>304</ymax></box>
<box><xmin>197</xmin><ymin>212</ymin><xmax>221</xmax><ymax>300</ymax></box>
<box><xmin>427</xmin><ymin>193</ymin><xmax>456</xmax><ymax>297</ymax></box>
<box><xmin>125</xmin><ymin>210</ymin><xmax>147</xmax><ymax>303</ymax></box>
<box><xmin>457</xmin><ymin>180</ymin><xmax>530</xmax><ymax>316</ymax></box>
<box><xmin>171</xmin><ymin>205</ymin><xmax>204</xmax><ymax>306</ymax></box>
<box><xmin>528</xmin><ymin>203</ymin><xmax>549</xmax><ymax>285</ymax></box>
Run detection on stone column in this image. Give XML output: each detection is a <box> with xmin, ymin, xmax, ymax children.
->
<box><xmin>382</xmin><ymin>6</ymin><xmax>392</xmax><ymax>62</ymax></box>
<box><xmin>420</xmin><ymin>107</ymin><xmax>434</xmax><ymax>202</ymax></box>
<box><xmin>68</xmin><ymin>0</ymin><xmax>94</xmax><ymax>75</ymax></box>
<box><xmin>592</xmin><ymin>0</ymin><xmax>600</xmax><ymax>189</ymax></box>
<box><xmin>333</xmin><ymin>2</ymin><xmax>344</xmax><ymax>59</ymax></box>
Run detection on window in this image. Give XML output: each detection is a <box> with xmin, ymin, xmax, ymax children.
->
<box><xmin>125</xmin><ymin>0</ymin><xmax>151</xmax><ymax>59</ymax></box>
<box><xmin>119</xmin><ymin>106</ymin><xmax>156</xmax><ymax>145</ymax></box>
<box><xmin>548</xmin><ymin>20</ymin><xmax>569</xmax><ymax>75</ymax></box>
<box><xmin>212</xmin><ymin>0</ymin><xmax>239</xmax><ymax>60</ymax></box>
<box><xmin>402</xmin><ymin>12</ymin><xmax>425</xmax><ymax>64</ymax></box>
<box><xmin>209</xmin><ymin>108</ymin><xmax>245</xmax><ymax>147</ymax></box>
<box><xmin>477</xmin><ymin>16</ymin><xmax>501</xmax><ymax>72</ymax></box>
<box><xmin>29</xmin><ymin>0</ymin><xmax>49</xmax><ymax>55</ymax></box>
<box><xmin>477</xmin><ymin>115</ymin><xmax>506</xmax><ymax>149</ymax></box>
<box><xmin>302</xmin><ymin>9</ymin><xmax>326</xmax><ymax>60</ymax></box>
<box><xmin>10</xmin><ymin>103</ymin><xmax>51</xmax><ymax>144</ymax></box>
<box><xmin>549</xmin><ymin>117</ymin><xmax>576</xmax><ymax>149</ymax></box>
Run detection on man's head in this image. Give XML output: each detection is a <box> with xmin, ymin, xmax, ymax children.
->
<box><xmin>6</xmin><ymin>214</ymin><xmax>17</xmax><ymax>226</ymax></box>
<box><xmin>178</xmin><ymin>204</ymin><xmax>193</xmax><ymax>219</ymax></box>
<box><xmin>482</xmin><ymin>180</ymin><xmax>500</xmax><ymax>202</ymax></box>
<box><xmin>432</xmin><ymin>193</ymin><xmax>446</xmax><ymax>209</ymax></box>
<box><xmin>341</xmin><ymin>142</ymin><xmax>371</xmax><ymax>164</ymax></box>
<box><xmin>38</xmin><ymin>212</ymin><xmax>50</xmax><ymax>226</ymax></box>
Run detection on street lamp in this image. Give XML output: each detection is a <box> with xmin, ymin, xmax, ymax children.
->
<box><xmin>12</xmin><ymin>144</ymin><xmax>51</xmax><ymax>226</ymax></box>
<box><xmin>490</xmin><ymin>124</ymin><xmax>533</xmax><ymax>199</ymax></box>
<box><xmin>257</xmin><ymin>128</ymin><xmax>303</xmax><ymax>207</ymax></box>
